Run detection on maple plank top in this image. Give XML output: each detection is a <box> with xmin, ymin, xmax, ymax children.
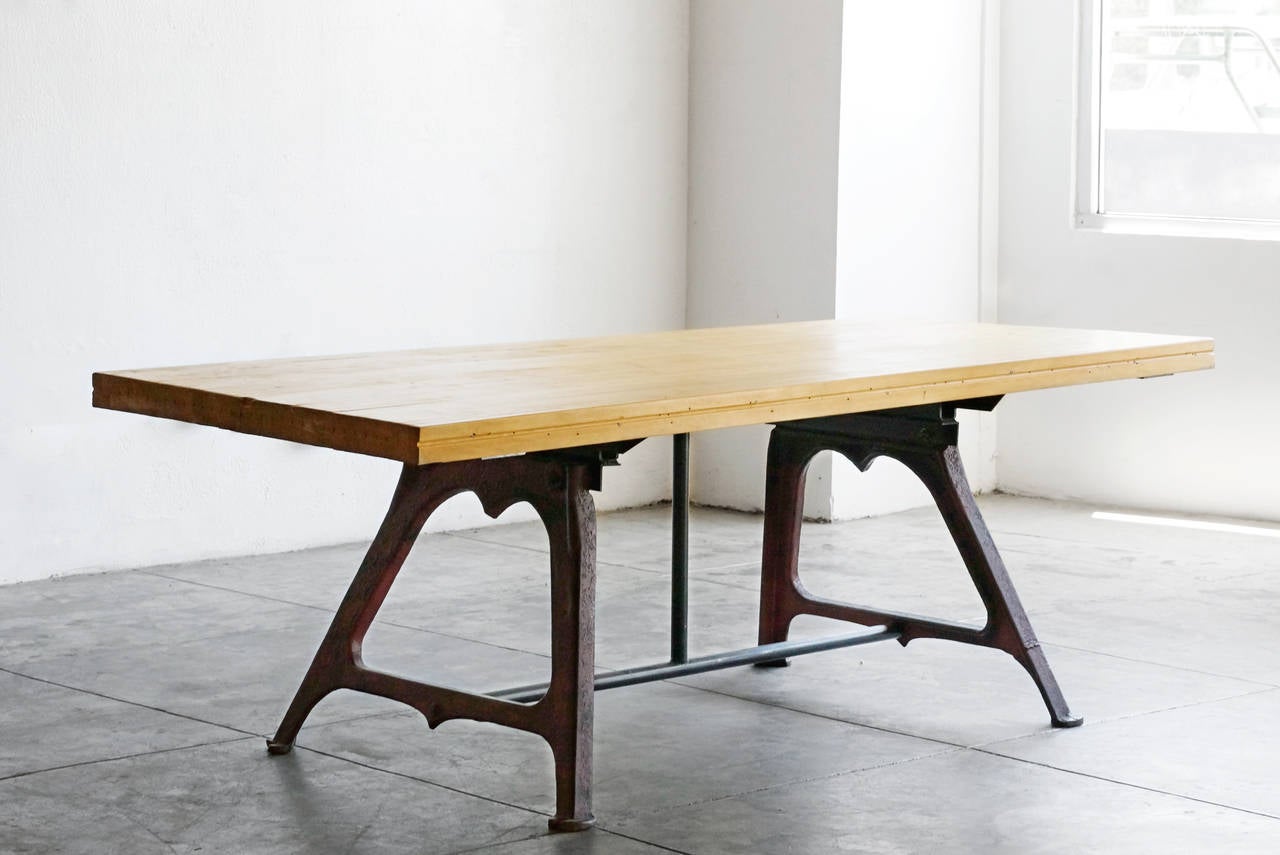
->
<box><xmin>92</xmin><ymin>321</ymin><xmax>1214</xmax><ymax>464</ymax></box>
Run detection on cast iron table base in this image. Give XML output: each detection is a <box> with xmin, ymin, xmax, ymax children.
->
<box><xmin>266</xmin><ymin>400</ymin><xmax>1080</xmax><ymax>831</ymax></box>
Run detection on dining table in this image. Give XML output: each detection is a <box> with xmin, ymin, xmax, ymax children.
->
<box><xmin>92</xmin><ymin>319</ymin><xmax>1215</xmax><ymax>831</ymax></box>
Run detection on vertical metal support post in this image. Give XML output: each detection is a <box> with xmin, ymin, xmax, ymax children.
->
<box><xmin>671</xmin><ymin>433</ymin><xmax>690</xmax><ymax>664</ymax></box>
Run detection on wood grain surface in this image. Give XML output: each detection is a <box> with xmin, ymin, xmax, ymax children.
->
<box><xmin>93</xmin><ymin>321</ymin><xmax>1214</xmax><ymax>464</ymax></box>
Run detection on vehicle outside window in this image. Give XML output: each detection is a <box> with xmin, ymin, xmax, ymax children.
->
<box><xmin>1080</xmin><ymin>0</ymin><xmax>1280</xmax><ymax>227</ymax></box>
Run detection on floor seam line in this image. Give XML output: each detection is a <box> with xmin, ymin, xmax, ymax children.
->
<box><xmin>442</xmin><ymin>531</ymin><xmax>772</xmax><ymax>595</ymax></box>
<box><xmin>1037</xmin><ymin>641</ymin><xmax>1280</xmax><ymax>687</ymax></box>
<box><xmin>968</xmin><ymin>747</ymin><xmax>1280</xmax><ymax>821</ymax></box>
<box><xmin>624</xmin><ymin>746</ymin><xmax>964</xmax><ymax>817</ymax></box>
<box><xmin>0</xmin><ymin>666</ymin><xmax>259</xmax><ymax>738</ymax></box>
<box><xmin>443</xmin><ymin>832</ymin><xmax>553</xmax><ymax>855</ymax></box>
<box><xmin>0</xmin><ymin>664</ymin><xmax>563</xmax><ymax>767</ymax></box>
<box><xmin>139</xmin><ymin>570</ymin><xmax>556</xmax><ymax>661</ymax></box>
<box><xmin>585</xmin><ymin>829</ymin><xmax>696</xmax><ymax>855</ymax></box>
<box><xmin>0</xmin><ymin>666</ymin><xmax>576</xmax><ymax>747</ymax></box>
<box><xmin>0</xmin><ymin>735</ymin><xmax>256</xmax><ymax>784</ymax></box>
<box><xmin>443</xmin><ymin>532</ymin><xmax>560</xmax><ymax>558</ymax></box>
<box><xmin>977</xmin><ymin>686</ymin><xmax>1280</xmax><ymax>750</ymax></box>
<box><xmin>449</xmin><ymin>825</ymin><xmax>694</xmax><ymax>855</ymax></box>
<box><xmin>442</xmin><ymin>532</ymin><xmax>690</xmax><ymax>583</ymax></box>
<box><xmin>664</xmin><ymin>676</ymin><xmax>969</xmax><ymax>751</ymax></box>
<box><xmin>293</xmin><ymin>744</ymin><xmax>551</xmax><ymax>822</ymax></box>
<box><xmin>139</xmin><ymin>569</ymin><xmax>340</xmax><ymax>614</ymax></box>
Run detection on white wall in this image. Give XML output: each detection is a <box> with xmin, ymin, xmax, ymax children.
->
<box><xmin>0</xmin><ymin>1</ymin><xmax>689</xmax><ymax>583</ymax></box>
<box><xmin>686</xmin><ymin>0</ymin><xmax>845</xmax><ymax>517</ymax></box>
<box><xmin>998</xmin><ymin>0</ymin><xmax>1280</xmax><ymax>521</ymax></box>
<box><xmin>832</xmin><ymin>0</ymin><xmax>995</xmax><ymax>517</ymax></box>
<box><xmin>687</xmin><ymin>0</ymin><xmax>994</xmax><ymax>518</ymax></box>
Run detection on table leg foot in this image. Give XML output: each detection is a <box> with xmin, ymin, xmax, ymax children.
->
<box><xmin>267</xmin><ymin>684</ymin><xmax>331</xmax><ymax>754</ymax></box>
<box><xmin>548</xmin><ymin>816</ymin><xmax>596</xmax><ymax>833</ymax></box>
<box><xmin>1019</xmin><ymin>645</ymin><xmax>1084</xmax><ymax>728</ymax></box>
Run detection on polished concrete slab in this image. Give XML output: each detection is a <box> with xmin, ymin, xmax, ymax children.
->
<box><xmin>1</xmin><ymin>494</ymin><xmax>1278</xmax><ymax>853</ymax></box>
<box><xmin>609</xmin><ymin>748</ymin><xmax>1280</xmax><ymax>855</ymax></box>
<box><xmin>0</xmin><ymin>739</ymin><xmax>548</xmax><ymax>854</ymax></box>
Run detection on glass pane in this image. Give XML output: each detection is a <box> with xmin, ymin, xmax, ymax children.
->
<box><xmin>1099</xmin><ymin>0</ymin><xmax>1280</xmax><ymax>221</ymax></box>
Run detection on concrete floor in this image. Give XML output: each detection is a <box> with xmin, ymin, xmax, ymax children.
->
<box><xmin>1</xmin><ymin>494</ymin><xmax>1278</xmax><ymax>854</ymax></box>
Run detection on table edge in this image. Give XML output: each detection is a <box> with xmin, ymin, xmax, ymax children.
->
<box><xmin>92</xmin><ymin>339</ymin><xmax>1214</xmax><ymax>465</ymax></box>
<box><xmin>411</xmin><ymin>349</ymin><xmax>1213</xmax><ymax>463</ymax></box>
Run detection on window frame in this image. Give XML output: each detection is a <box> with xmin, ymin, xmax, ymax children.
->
<box><xmin>1073</xmin><ymin>0</ymin><xmax>1280</xmax><ymax>241</ymax></box>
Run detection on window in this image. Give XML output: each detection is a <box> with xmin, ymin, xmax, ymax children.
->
<box><xmin>1077</xmin><ymin>0</ymin><xmax>1280</xmax><ymax>234</ymax></box>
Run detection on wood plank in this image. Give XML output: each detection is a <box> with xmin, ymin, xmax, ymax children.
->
<box><xmin>91</xmin><ymin>373</ymin><xmax>421</xmax><ymax>462</ymax></box>
<box><xmin>92</xmin><ymin>321</ymin><xmax>1214</xmax><ymax>464</ymax></box>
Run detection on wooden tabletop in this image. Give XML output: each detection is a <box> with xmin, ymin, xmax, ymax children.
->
<box><xmin>93</xmin><ymin>321</ymin><xmax>1214</xmax><ymax>464</ymax></box>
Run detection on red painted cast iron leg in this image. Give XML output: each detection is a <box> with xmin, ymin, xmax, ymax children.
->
<box><xmin>756</xmin><ymin>406</ymin><xmax>1082</xmax><ymax>728</ymax></box>
<box><xmin>756</xmin><ymin>430</ymin><xmax>810</xmax><ymax>666</ymax></box>
<box><xmin>542</xmin><ymin>468</ymin><xmax>597</xmax><ymax>831</ymax></box>
<box><xmin>267</xmin><ymin>455</ymin><xmax>604</xmax><ymax>830</ymax></box>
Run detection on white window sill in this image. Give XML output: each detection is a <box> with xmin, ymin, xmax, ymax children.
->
<box><xmin>1074</xmin><ymin>212</ymin><xmax>1280</xmax><ymax>242</ymax></box>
